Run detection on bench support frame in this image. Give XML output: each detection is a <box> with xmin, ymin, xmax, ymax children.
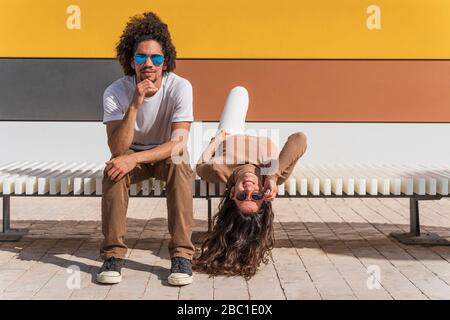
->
<box><xmin>1</xmin><ymin>195</ymin><xmax>29</xmax><ymax>241</ymax></box>
<box><xmin>2</xmin><ymin>194</ymin><xmax>450</xmax><ymax>245</ymax></box>
<box><xmin>207</xmin><ymin>197</ymin><xmax>213</xmax><ymax>232</ymax></box>
<box><xmin>390</xmin><ymin>196</ymin><xmax>450</xmax><ymax>245</ymax></box>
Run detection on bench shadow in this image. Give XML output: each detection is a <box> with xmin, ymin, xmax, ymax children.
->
<box><xmin>1</xmin><ymin>217</ymin><xmax>450</xmax><ymax>286</ymax></box>
<box><xmin>0</xmin><ymin>217</ymin><xmax>214</xmax><ymax>286</ymax></box>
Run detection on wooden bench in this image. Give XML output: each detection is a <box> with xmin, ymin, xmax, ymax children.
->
<box><xmin>1</xmin><ymin>161</ymin><xmax>450</xmax><ymax>245</ymax></box>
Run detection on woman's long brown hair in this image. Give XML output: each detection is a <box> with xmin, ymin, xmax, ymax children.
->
<box><xmin>193</xmin><ymin>176</ymin><xmax>275</xmax><ymax>280</ymax></box>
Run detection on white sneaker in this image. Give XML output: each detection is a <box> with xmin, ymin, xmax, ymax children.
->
<box><xmin>96</xmin><ymin>257</ymin><xmax>124</xmax><ymax>284</ymax></box>
<box><xmin>168</xmin><ymin>257</ymin><xmax>193</xmax><ymax>286</ymax></box>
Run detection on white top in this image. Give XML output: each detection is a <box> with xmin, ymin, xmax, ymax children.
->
<box><xmin>102</xmin><ymin>72</ymin><xmax>193</xmax><ymax>150</ymax></box>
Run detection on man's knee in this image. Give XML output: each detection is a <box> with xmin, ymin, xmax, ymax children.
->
<box><xmin>102</xmin><ymin>168</ymin><xmax>130</xmax><ymax>186</ymax></box>
<box><xmin>172</xmin><ymin>162</ymin><xmax>194</xmax><ymax>175</ymax></box>
<box><xmin>166</xmin><ymin>161</ymin><xmax>194</xmax><ymax>180</ymax></box>
<box><xmin>102</xmin><ymin>168</ymin><xmax>110</xmax><ymax>183</ymax></box>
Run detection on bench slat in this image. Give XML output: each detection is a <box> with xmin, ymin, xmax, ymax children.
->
<box><xmin>2</xmin><ymin>162</ymin><xmax>450</xmax><ymax>198</ymax></box>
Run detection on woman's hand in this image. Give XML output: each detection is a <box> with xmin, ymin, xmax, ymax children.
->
<box><xmin>105</xmin><ymin>154</ymin><xmax>138</xmax><ymax>182</ymax></box>
<box><xmin>263</xmin><ymin>177</ymin><xmax>278</xmax><ymax>201</ymax></box>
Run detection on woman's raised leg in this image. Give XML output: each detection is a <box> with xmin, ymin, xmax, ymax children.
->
<box><xmin>217</xmin><ymin>86</ymin><xmax>249</xmax><ymax>135</ymax></box>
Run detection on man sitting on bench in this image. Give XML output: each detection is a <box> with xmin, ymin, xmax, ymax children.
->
<box><xmin>97</xmin><ymin>12</ymin><xmax>195</xmax><ymax>286</ymax></box>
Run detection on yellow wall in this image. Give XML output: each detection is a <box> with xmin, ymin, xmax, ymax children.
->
<box><xmin>1</xmin><ymin>0</ymin><xmax>449</xmax><ymax>58</ymax></box>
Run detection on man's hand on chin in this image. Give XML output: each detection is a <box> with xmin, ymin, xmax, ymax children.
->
<box><xmin>105</xmin><ymin>154</ymin><xmax>138</xmax><ymax>182</ymax></box>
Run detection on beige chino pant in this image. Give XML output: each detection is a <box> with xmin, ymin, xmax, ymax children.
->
<box><xmin>100</xmin><ymin>149</ymin><xmax>195</xmax><ymax>261</ymax></box>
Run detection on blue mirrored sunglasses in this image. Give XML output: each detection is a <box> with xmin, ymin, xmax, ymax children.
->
<box><xmin>236</xmin><ymin>191</ymin><xmax>263</xmax><ymax>201</ymax></box>
<box><xmin>134</xmin><ymin>53</ymin><xmax>164</xmax><ymax>66</ymax></box>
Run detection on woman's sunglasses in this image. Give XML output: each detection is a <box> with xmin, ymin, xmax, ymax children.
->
<box><xmin>134</xmin><ymin>53</ymin><xmax>165</xmax><ymax>66</ymax></box>
<box><xmin>235</xmin><ymin>191</ymin><xmax>263</xmax><ymax>201</ymax></box>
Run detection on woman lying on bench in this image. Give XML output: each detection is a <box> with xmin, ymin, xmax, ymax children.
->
<box><xmin>193</xmin><ymin>87</ymin><xmax>308</xmax><ymax>279</ymax></box>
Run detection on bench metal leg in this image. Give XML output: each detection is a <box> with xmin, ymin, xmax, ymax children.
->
<box><xmin>207</xmin><ymin>198</ymin><xmax>212</xmax><ymax>233</ymax></box>
<box><xmin>1</xmin><ymin>195</ymin><xmax>28</xmax><ymax>242</ymax></box>
<box><xmin>390</xmin><ymin>196</ymin><xmax>450</xmax><ymax>245</ymax></box>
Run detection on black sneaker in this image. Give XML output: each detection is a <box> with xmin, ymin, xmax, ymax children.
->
<box><xmin>168</xmin><ymin>256</ymin><xmax>193</xmax><ymax>286</ymax></box>
<box><xmin>96</xmin><ymin>257</ymin><xmax>124</xmax><ymax>284</ymax></box>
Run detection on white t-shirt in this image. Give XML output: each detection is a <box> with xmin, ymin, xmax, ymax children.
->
<box><xmin>103</xmin><ymin>72</ymin><xmax>193</xmax><ymax>150</ymax></box>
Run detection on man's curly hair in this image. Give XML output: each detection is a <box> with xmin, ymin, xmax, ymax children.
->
<box><xmin>116</xmin><ymin>12</ymin><xmax>177</xmax><ymax>76</ymax></box>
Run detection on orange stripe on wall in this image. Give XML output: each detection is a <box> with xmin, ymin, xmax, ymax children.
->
<box><xmin>175</xmin><ymin>60</ymin><xmax>450</xmax><ymax>122</ymax></box>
